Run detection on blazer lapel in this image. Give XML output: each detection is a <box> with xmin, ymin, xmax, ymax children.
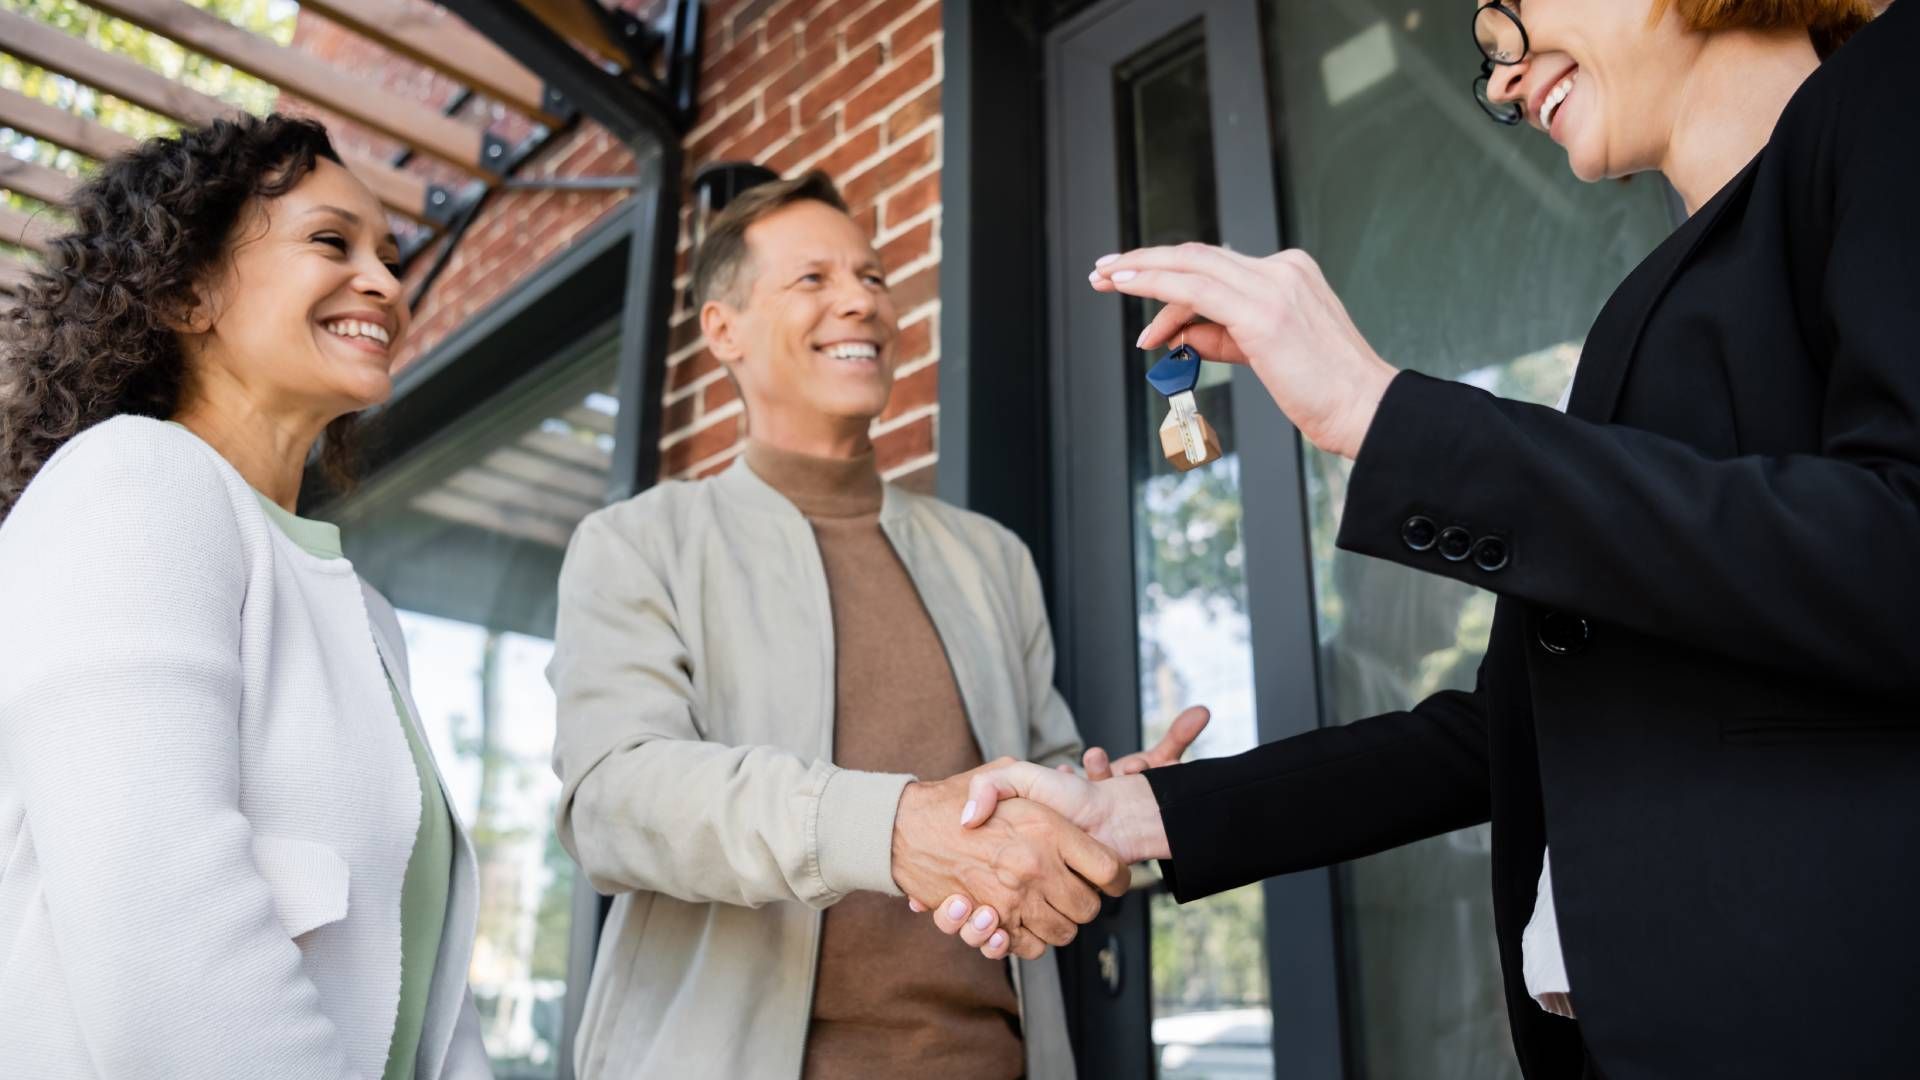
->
<box><xmin>1566</xmin><ymin>158</ymin><xmax>1760</xmax><ymax>422</ymax></box>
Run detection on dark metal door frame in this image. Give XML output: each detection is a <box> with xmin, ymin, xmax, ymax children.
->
<box><xmin>1045</xmin><ymin>0</ymin><xmax>1346</xmax><ymax>1074</ymax></box>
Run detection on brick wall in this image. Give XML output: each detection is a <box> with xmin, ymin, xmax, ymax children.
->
<box><xmin>658</xmin><ymin>0</ymin><xmax>944</xmax><ymax>489</ymax></box>
<box><xmin>294</xmin><ymin>0</ymin><xmax>945</xmax><ymax>490</ymax></box>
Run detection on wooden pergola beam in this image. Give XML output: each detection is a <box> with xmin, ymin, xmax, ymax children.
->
<box><xmin>0</xmin><ymin>156</ymin><xmax>81</xmax><ymax>207</ymax></box>
<box><xmin>0</xmin><ymin>86</ymin><xmax>138</xmax><ymax>161</ymax></box>
<box><xmin>0</xmin><ymin>12</ymin><xmax>435</xmax><ymax>223</ymax></box>
<box><xmin>517</xmin><ymin>0</ymin><xmax>634</xmax><ymax>67</ymax></box>
<box><xmin>84</xmin><ymin>0</ymin><xmax>499</xmax><ymax>179</ymax></box>
<box><xmin>0</xmin><ymin>204</ymin><xmax>62</xmax><ymax>253</ymax></box>
<box><xmin>0</xmin><ymin>252</ymin><xmax>35</xmax><ymax>295</ymax></box>
<box><xmin>294</xmin><ymin>0</ymin><xmax>563</xmax><ymax>125</ymax></box>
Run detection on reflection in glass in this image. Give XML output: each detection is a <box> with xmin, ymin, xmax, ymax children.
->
<box><xmin>1260</xmin><ymin>2</ymin><xmax>1673</xmax><ymax>1076</ymax></box>
<box><xmin>1118</xmin><ymin>29</ymin><xmax>1275</xmax><ymax>1078</ymax></box>
<box><xmin>324</xmin><ymin>334</ymin><xmax>621</xmax><ymax>1078</ymax></box>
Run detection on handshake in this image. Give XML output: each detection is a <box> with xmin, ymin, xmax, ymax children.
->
<box><xmin>887</xmin><ymin>706</ymin><xmax>1206</xmax><ymax>960</ymax></box>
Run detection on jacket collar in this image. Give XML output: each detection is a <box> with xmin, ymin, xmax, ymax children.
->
<box><xmin>715</xmin><ymin>454</ymin><xmax>913</xmax><ymax>525</ymax></box>
<box><xmin>1566</xmin><ymin>154</ymin><xmax>1761</xmax><ymax>422</ymax></box>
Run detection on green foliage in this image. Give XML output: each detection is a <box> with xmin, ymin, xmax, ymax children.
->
<box><xmin>1151</xmin><ymin>883</ymin><xmax>1270</xmax><ymax>1012</ymax></box>
<box><xmin>0</xmin><ymin>0</ymin><xmax>295</xmax><ymax>213</ymax></box>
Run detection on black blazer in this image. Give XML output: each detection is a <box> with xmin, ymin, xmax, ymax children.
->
<box><xmin>1143</xmin><ymin>7</ymin><xmax>1920</xmax><ymax>1078</ymax></box>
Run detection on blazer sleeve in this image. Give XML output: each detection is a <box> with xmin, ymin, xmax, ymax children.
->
<box><xmin>1143</xmin><ymin>674</ymin><xmax>1492</xmax><ymax>901</ymax></box>
<box><xmin>0</xmin><ymin>423</ymin><xmax>357</xmax><ymax>1078</ymax></box>
<box><xmin>547</xmin><ymin>510</ymin><xmax>912</xmax><ymax>909</ymax></box>
<box><xmin>1335</xmin><ymin>47</ymin><xmax>1920</xmax><ymax>697</ymax></box>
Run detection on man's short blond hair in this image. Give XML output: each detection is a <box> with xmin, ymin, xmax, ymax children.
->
<box><xmin>689</xmin><ymin>170</ymin><xmax>851</xmax><ymax>308</ymax></box>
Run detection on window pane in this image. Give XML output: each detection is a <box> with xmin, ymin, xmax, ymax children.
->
<box><xmin>330</xmin><ymin>332</ymin><xmax>620</xmax><ymax>1078</ymax></box>
<box><xmin>1116</xmin><ymin>29</ymin><xmax>1276</xmax><ymax>1078</ymax></box>
<box><xmin>1258</xmin><ymin>4</ymin><xmax>1674</xmax><ymax>1077</ymax></box>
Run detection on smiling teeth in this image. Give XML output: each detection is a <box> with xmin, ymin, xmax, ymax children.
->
<box><xmin>1542</xmin><ymin>73</ymin><xmax>1577</xmax><ymax>128</ymax></box>
<box><xmin>324</xmin><ymin>319</ymin><xmax>390</xmax><ymax>346</ymax></box>
<box><xmin>824</xmin><ymin>343</ymin><xmax>877</xmax><ymax>360</ymax></box>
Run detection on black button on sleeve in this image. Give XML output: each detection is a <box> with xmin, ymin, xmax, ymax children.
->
<box><xmin>1472</xmin><ymin>535</ymin><xmax>1510</xmax><ymax>572</ymax></box>
<box><xmin>1437</xmin><ymin>526</ymin><xmax>1473</xmax><ymax>561</ymax></box>
<box><xmin>1537</xmin><ymin>611</ymin><xmax>1592</xmax><ymax>656</ymax></box>
<box><xmin>1401</xmin><ymin>515</ymin><xmax>1438</xmax><ymax>552</ymax></box>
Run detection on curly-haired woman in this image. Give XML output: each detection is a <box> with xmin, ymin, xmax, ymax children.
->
<box><xmin>0</xmin><ymin>115</ymin><xmax>491</xmax><ymax>1079</ymax></box>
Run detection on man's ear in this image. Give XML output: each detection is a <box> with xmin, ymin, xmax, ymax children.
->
<box><xmin>700</xmin><ymin>297</ymin><xmax>747</xmax><ymax>366</ymax></box>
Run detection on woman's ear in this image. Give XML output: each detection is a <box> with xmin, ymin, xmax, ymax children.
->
<box><xmin>164</xmin><ymin>278</ymin><xmax>221</xmax><ymax>337</ymax></box>
<box><xmin>700</xmin><ymin>298</ymin><xmax>747</xmax><ymax>366</ymax></box>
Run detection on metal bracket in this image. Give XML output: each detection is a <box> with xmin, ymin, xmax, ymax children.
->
<box><xmin>422</xmin><ymin>184</ymin><xmax>461</xmax><ymax>228</ymax></box>
<box><xmin>541</xmin><ymin>83</ymin><xmax>578</xmax><ymax>124</ymax></box>
<box><xmin>479</xmin><ymin>130</ymin><xmax>514</xmax><ymax>174</ymax></box>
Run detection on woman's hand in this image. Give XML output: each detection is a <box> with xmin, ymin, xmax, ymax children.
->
<box><xmin>1089</xmin><ymin>244</ymin><xmax>1399</xmax><ymax>460</ymax></box>
<box><xmin>1076</xmin><ymin>705</ymin><xmax>1209</xmax><ymax>781</ymax></box>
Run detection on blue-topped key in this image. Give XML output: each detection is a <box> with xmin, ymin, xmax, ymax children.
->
<box><xmin>1145</xmin><ymin>344</ymin><xmax>1204</xmax><ymax>398</ymax></box>
<box><xmin>1144</xmin><ymin>345</ymin><xmax>1218</xmax><ymax>469</ymax></box>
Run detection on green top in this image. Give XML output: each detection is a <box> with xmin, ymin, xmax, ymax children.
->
<box><xmin>249</xmin><ymin>487</ymin><xmax>454</xmax><ymax>1080</ymax></box>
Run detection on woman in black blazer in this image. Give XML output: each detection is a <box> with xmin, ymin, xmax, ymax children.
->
<box><xmin>941</xmin><ymin>1</ymin><xmax>1917</xmax><ymax>1077</ymax></box>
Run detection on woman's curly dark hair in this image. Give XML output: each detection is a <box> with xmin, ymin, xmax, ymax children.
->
<box><xmin>0</xmin><ymin>112</ymin><xmax>363</xmax><ymax>520</ymax></box>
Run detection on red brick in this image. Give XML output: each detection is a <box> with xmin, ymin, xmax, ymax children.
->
<box><xmin>886</xmin><ymin>83</ymin><xmax>940</xmax><ymax>141</ymax></box>
<box><xmin>804</xmin><ymin>0</ymin><xmax>871</xmax><ymax>48</ymax></box>
<box><xmin>799</xmin><ymin>44</ymin><xmax>886</xmax><ymax>120</ymax></box>
<box><xmin>668</xmin><ymin>348</ymin><xmax>720</xmax><ymax>392</ymax></box>
<box><xmin>766</xmin><ymin>111</ymin><xmax>839</xmax><ymax>174</ymax></box>
<box><xmin>893</xmin><ymin>3</ymin><xmax>940</xmax><ymax>55</ymax></box>
<box><xmin>704</xmin><ymin>26</ymin><xmax>763</xmax><ymax>82</ymax></box>
<box><xmin>890</xmin><ymin>262</ymin><xmax>937</xmax><ymax>309</ymax></box>
<box><xmin>842</xmin><ymin>130</ymin><xmax>934</xmax><ymax>207</ymax></box>
<box><xmin>721</xmin><ymin>102</ymin><xmax>795</xmax><ymax>163</ymax></box>
<box><xmin>874</xmin><ymin>413</ymin><xmax>935</xmax><ymax>472</ymax></box>
<box><xmin>664</xmin><ymin>414</ymin><xmax>745</xmax><ymax>476</ymax></box>
<box><xmin>879</xmin><ymin>220</ymin><xmax>932</xmax><ymax>273</ymax></box>
<box><xmin>737</xmin><ymin>30</ymin><xmax>802</xmax><ymax>95</ymax></box>
<box><xmin>663</xmin><ymin>393</ymin><xmax>698</xmax><ymax>435</ymax></box>
<box><xmin>845</xmin><ymin>43</ymin><xmax>936</xmax><ymax>129</ymax></box>
<box><xmin>880</xmin><ymin>357</ymin><xmax>938</xmax><ymax>421</ymax></box>
<box><xmin>812</xmin><ymin>125</ymin><xmax>883</xmax><ymax>184</ymax></box>
<box><xmin>703</xmin><ymin>374</ymin><xmax>740</xmax><ymax>411</ymax></box>
<box><xmin>690</xmin><ymin>101</ymin><xmax>760</xmax><ymax>164</ymax></box>
<box><xmin>765</xmin><ymin>36</ymin><xmax>840</xmax><ymax>104</ymax></box>
<box><xmin>883</xmin><ymin>171</ymin><xmax>939</xmax><ymax>228</ymax></box>
<box><xmin>844</xmin><ymin>2</ymin><xmax>899</xmax><ymax>51</ymax></box>
<box><xmin>893</xmin><ymin>316</ymin><xmax>934</xmax><ymax>365</ymax></box>
<box><xmin>668</xmin><ymin>313</ymin><xmax>701</xmax><ymax>354</ymax></box>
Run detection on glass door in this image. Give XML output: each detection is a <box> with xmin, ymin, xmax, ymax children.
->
<box><xmin>320</xmin><ymin>330</ymin><xmax>625</xmax><ymax>1080</ymax></box>
<box><xmin>1047</xmin><ymin>1</ymin><xmax>1340</xmax><ymax>1077</ymax></box>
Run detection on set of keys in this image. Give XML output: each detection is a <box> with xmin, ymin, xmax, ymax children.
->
<box><xmin>1146</xmin><ymin>344</ymin><xmax>1222</xmax><ymax>472</ymax></box>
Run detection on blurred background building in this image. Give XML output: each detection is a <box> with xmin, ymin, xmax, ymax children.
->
<box><xmin>3</xmin><ymin>0</ymin><xmax>1891</xmax><ymax>1076</ymax></box>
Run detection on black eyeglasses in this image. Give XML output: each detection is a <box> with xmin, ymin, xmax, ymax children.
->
<box><xmin>1472</xmin><ymin>2</ymin><xmax>1529</xmax><ymax>126</ymax></box>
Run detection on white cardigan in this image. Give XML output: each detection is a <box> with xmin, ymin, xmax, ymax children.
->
<box><xmin>0</xmin><ymin>416</ymin><xmax>492</xmax><ymax>1079</ymax></box>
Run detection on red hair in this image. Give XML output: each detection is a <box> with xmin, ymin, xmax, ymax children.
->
<box><xmin>1653</xmin><ymin>0</ymin><xmax>1879</xmax><ymax>57</ymax></box>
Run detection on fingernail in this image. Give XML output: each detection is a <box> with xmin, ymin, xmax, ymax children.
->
<box><xmin>1095</xmin><ymin>253</ymin><xmax>1120</xmax><ymax>266</ymax></box>
<box><xmin>948</xmin><ymin>899</ymin><xmax>969</xmax><ymax>921</ymax></box>
<box><xmin>973</xmin><ymin>909</ymin><xmax>993</xmax><ymax>930</ymax></box>
<box><xmin>1135</xmin><ymin>328</ymin><xmax>1149</xmax><ymax>348</ymax></box>
<box><xmin>1110</xmin><ymin>269</ymin><xmax>1137</xmax><ymax>283</ymax></box>
<box><xmin>1087</xmin><ymin>270</ymin><xmax>1102</xmax><ymax>284</ymax></box>
<box><xmin>960</xmin><ymin>799</ymin><xmax>977</xmax><ymax>825</ymax></box>
<box><xmin>989</xmin><ymin>931</ymin><xmax>1007</xmax><ymax>950</ymax></box>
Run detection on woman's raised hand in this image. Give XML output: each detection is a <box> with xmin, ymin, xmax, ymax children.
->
<box><xmin>1090</xmin><ymin>244</ymin><xmax>1399</xmax><ymax>460</ymax></box>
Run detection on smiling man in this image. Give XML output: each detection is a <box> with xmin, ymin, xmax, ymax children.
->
<box><xmin>546</xmin><ymin>172</ymin><xmax>1176</xmax><ymax>1079</ymax></box>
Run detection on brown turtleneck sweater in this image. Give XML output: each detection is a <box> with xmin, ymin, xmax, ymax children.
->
<box><xmin>745</xmin><ymin>440</ymin><xmax>1025</xmax><ymax>1080</ymax></box>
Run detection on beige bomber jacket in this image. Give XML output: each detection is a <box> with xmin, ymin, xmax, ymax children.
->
<box><xmin>548</xmin><ymin>457</ymin><xmax>1084</xmax><ymax>1079</ymax></box>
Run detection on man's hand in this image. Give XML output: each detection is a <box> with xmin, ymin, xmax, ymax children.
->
<box><xmin>891</xmin><ymin>762</ymin><xmax>1128</xmax><ymax>960</ymax></box>
<box><xmin>1074</xmin><ymin>705</ymin><xmax>1210</xmax><ymax>781</ymax></box>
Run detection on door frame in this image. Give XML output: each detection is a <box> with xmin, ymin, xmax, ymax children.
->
<box><xmin>1044</xmin><ymin>0</ymin><xmax>1347</xmax><ymax>1075</ymax></box>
